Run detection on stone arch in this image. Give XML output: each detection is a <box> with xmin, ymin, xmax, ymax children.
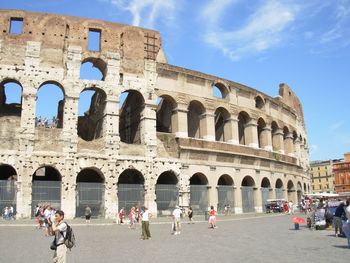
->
<box><xmin>214</xmin><ymin>107</ymin><xmax>230</xmax><ymax>142</ymax></box>
<box><xmin>212</xmin><ymin>82</ymin><xmax>229</xmax><ymax>99</ymax></box>
<box><xmin>189</xmin><ymin>172</ymin><xmax>209</xmax><ymax>212</ymax></box>
<box><xmin>119</xmin><ymin>90</ymin><xmax>145</xmax><ymax>144</ymax></box>
<box><xmin>261</xmin><ymin>177</ymin><xmax>272</xmax><ymax>212</ymax></box>
<box><xmin>0</xmin><ymin>79</ymin><xmax>23</xmax><ymax>117</ymax></box>
<box><xmin>255</xmin><ymin>95</ymin><xmax>265</xmax><ymax>109</ymax></box>
<box><xmin>76</xmin><ymin>167</ymin><xmax>105</xmax><ymax>218</ymax></box>
<box><xmin>117</xmin><ymin>169</ymin><xmax>145</xmax><ymax>213</ymax></box>
<box><xmin>241</xmin><ymin>175</ymin><xmax>256</xmax><ymax>213</ymax></box>
<box><xmin>0</xmin><ymin>164</ymin><xmax>17</xmax><ymax>214</ymax></box>
<box><xmin>238</xmin><ymin>111</ymin><xmax>251</xmax><ymax>145</ymax></box>
<box><xmin>217</xmin><ymin>174</ymin><xmax>234</xmax><ymax>213</ymax></box>
<box><xmin>271</xmin><ymin>121</ymin><xmax>280</xmax><ymax>151</ymax></box>
<box><xmin>31</xmin><ymin>166</ymin><xmax>62</xmax><ymax>216</ymax></box>
<box><xmin>261</xmin><ymin>177</ymin><xmax>271</xmax><ymax>188</ymax></box>
<box><xmin>287</xmin><ymin>179</ymin><xmax>295</xmax><ymax>202</ymax></box>
<box><xmin>36</xmin><ymin>81</ymin><xmax>65</xmax><ymax>129</ymax></box>
<box><xmin>303</xmin><ymin>183</ymin><xmax>307</xmax><ymax>192</ymax></box>
<box><xmin>187</xmin><ymin>100</ymin><xmax>205</xmax><ymax>139</ymax></box>
<box><xmin>297</xmin><ymin>181</ymin><xmax>303</xmax><ymax>204</ymax></box>
<box><xmin>80</xmin><ymin>57</ymin><xmax>107</xmax><ymax>80</ymax></box>
<box><xmin>275</xmin><ymin>178</ymin><xmax>284</xmax><ymax>199</ymax></box>
<box><xmin>156</xmin><ymin>95</ymin><xmax>177</xmax><ymax>133</ymax></box>
<box><xmin>156</xmin><ymin>170</ymin><xmax>179</xmax><ymax>214</ymax></box>
<box><xmin>77</xmin><ymin>87</ymin><xmax>107</xmax><ymax>141</ymax></box>
<box><xmin>257</xmin><ymin>117</ymin><xmax>267</xmax><ymax>149</ymax></box>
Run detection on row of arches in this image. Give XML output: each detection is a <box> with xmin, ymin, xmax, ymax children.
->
<box><xmin>0</xmin><ymin>164</ymin><xmax>309</xmax><ymax>217</ymax></box>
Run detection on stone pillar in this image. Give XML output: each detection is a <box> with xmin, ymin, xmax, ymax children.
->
<box><xmin>144</xmin><ymin>179</ymin><xmax>157</xmax><ymax>216</ymax></box>
<box><xmin>201</xmin><ymin>111</ymin><xmax>215</xmax><ymax>141</ymax></box>
<box><xmin>255</xmin><ymin>188</ymin><xmax>263</xmax><ymax>213</ymax></box>
<box><xmin>141</xmin><ymin>101</ymin><xmax>157</xmax><ymax>157</ymax></box>
<box><xmin>104</xmin><ymin>98</ymin><xmax>120</xmax><ymax>157</ymax></box>
<box><xmin>104</xmin><ymin>165</ymin><xmax>118</xmax><ymax>219</ymax></box>
<box><xmin>260</xmin><ymin>125</ymin><xmax>273</xmax><ymax>151</ymax></box>
<box><xmin>234</xmin><ymin>187</ymin><xmax>243</xmax><ymax>214</ymax></box>
<box><xmin>172</xmin><ymin>105</ymin><xmax>188</xmax><ymax>138</ymax></box>
<box><xmin>284</xmin><ymin>132</ymin><xmax>294</xmax><ymax>156</ymax></box>
<box><xmin>61</xmin><ymin>158</ymin><xmax>76</xmax><ymax>219</ymax></box>
<box><xmin>226</xmin><ymin>117</ymin><xmax>239</xmax><ymax>145</ymax></box>
<box><xmin>272</xmin><ymin>128</ymin><xmax>285</xmax><ymax>154</ymax></box>
<box><xmin>62</xmin><ymin>94</ymin><xmax>79</xmax><ymax>155</ymax></box>
<box><xmin>294</xmin><ymin>138</ymin><xmax>301</xmax><ymax>163</ymax></box>
<box><xmin>245</xmin><ymin>120</ymin><xmax>259</xmax><ymax>148</ymax></box>
<box><xmin>16</xmin><ymin>165</ymin><xmax>33</xmax><ymax>218</ymax></box>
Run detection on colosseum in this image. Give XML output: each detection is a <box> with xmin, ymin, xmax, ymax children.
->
<box><xmin>0</xmin><ymin>10</ymin><xmax>311</xmax><ymax>219</ymax></box>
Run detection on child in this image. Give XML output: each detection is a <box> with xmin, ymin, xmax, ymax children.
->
<box><xmin>208</xmin><ymin>206</ymin><xmax>217</xmax><ymax>229</ymax></box>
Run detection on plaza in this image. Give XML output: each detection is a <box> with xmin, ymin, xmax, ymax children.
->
<box><xmin>1</xmin><ymin>213</ymin><xmax>349</xmax><ymax>263</ymax></box>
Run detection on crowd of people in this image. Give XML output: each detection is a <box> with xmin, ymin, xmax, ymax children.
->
<box><xmin>2</xmin><ymin>206</ymin><xmax>15</xmax><ymax>220</ymax></box>
<box><xmin>35</xmin><ymin>116</ymin><xmax>60</xmax><ymax>128</ymax></box>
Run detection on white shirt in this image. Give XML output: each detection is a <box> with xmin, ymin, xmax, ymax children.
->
<box><xmin>141</xmin><ymin>210</ymin><xmax>150</xmax><ymax>221</ymax></box>
<box><xmin>172</xmin><ymin>208</ymin><xmax>182</xmax><ymax>219</ymax></box>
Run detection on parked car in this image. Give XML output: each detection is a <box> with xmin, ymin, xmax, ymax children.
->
<box><xmin>265</xmin><ymin>199</ymin><xmax>285</xmax><ymax>213</ymax></box>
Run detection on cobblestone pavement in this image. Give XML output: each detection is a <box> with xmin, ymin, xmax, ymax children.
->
<box><xmin>0</xmin><ymin>213</ymin><xmax>349</xmax><ymax>263</ymax></box>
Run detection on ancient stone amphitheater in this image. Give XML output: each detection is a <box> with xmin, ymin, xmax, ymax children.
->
<box><xmin>0</xmin><ymin>10</ymin><xmax>310</xmax><ymax>219</ymax></box>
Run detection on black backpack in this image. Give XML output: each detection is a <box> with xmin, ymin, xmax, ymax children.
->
<box><xmin>61</xmin><ymin>222</ymin><xmax>76</xmax><ymax>250</ymax></box>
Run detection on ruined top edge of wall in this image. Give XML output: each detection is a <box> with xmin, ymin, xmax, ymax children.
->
<box><xmin>0</xmin><ymin>9</ymin><xmax>162</xmax><ymax>61</ymax></box>
<box><xmin>157</xmin><ymin>63</ymin><xmax>302</xmax><ymax>120</ymax></box>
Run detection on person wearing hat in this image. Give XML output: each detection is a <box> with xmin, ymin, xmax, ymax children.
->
<box><xmin>172</xmin><ymin>206</ymin><xmax>182</xmax><ymax>235</ymax></box>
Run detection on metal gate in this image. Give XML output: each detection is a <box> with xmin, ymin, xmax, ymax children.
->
<box><xmin>261</xmin><ymin>187</ymin><xmax>270</xmax><ymax>212</ymax></box>
<box><xmin>275</xmin><ymin>188</ymin><xmax>284</xmax><ymax>199</ymax></box>
<box><xmin>190</xmin><ymin>185</ymin><xmax>208</xmax><ymax>213</ymax></box>
<box><xmin>217</xmin><ymin>186</ymin><xmax>234</xmax><ymax>213</ymax></box>
<box><xmin>76</xmin><ymin>182</ymin><xmax>105</xmax><ymax>218</ymax></box>
<box><xmin>0</xmin><ymin>180</ymin><xmax>16</xmax><ymax>215</ymax></box>
<box><xmin>155</xmin><ymin>184</ymin><xmax>178</xmax><ymax>214</ymax></box>
<box><xmin>241</xmin><ymin>186</ymin><xmax>255</xmax><ymax>213</ymax></box>
<box><xmin>297</xmin><ymin>190</ymin><xmax>302</xmax><ymax>205</ymax></box>
<box><xmin>118</xmin><ymin>184</ymin><xmax>144</xmax><ymax>214</ymax></box>
<box><xmin>32</xmin><ymin>181</ymin><xmax>61</xmax><ymax>216</ymax></box>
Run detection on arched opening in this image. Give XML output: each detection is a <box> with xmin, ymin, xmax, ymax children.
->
<box><xmin>303</xmin><ymin>183</ymin><xmax>307</xmax><ymax>193</ymax></box>
<box><xmin>241</xmin><ymin>176</ymin><xmax>255</xmax><ymax>213</ymax></box>
<box><xmin>238</xmin><ymin>112</ymin><xmax>250</xmax><ymax>145</ymax></box>
<box><xmin>35</xmin><ymin>82</ymin><xmax>64</xmax><ymax>128</ymax></box>
<box><xmin>257</xmin><ymin>118</ymin><xmax>266</xmax><ymax>149</ymax></box>
<box><xmin>0</xmin><ymin>80</ymin><xmax>22</xmax><ymax>117</ymax></box>
<box><xmin>187</xmin><ymin>101</ymin><xmax>205</xmax><ymax>138</ymax></box>
<box><xmin>31</xmin><ymin>166</ymin><xmax>61</xmax><ymax>217</ymax></box>
<box><xmin>156</xmin><ymin>95</ymin><xmax>177</xmax><ymax>133</ymax></box>
<box><xmin>117</xmin><ymin>169</ymin><xmax>145</xmax><ymax>213</ymax></box>
<box><xmin>76</xmin><ymin>168</ymin><xmax>105</xmax><ymax>218</ymax></box>
<box><xmin>77</xmin><ymin>88</ymin><xmax>106</xmax><ymax>141</ymax></box>
<box><xmin>212</xmin><ymin>83</ymin><xmax>228</xmax><ymax>99</ymax></box>
<box><xmin>189</xmin><ymin>173</ymin><xmax>208</xmax><ymax>213</ymax></box>
<box><xmin>80</xmin><ymin>58</ymin><xmax>106</xmax><ymax>81</ymax></box>
<box><xmin>119</xmin><ymin>90</ymin><xmax>145</xmax><ymax>144</ymax></box>
<box><xmin>215</xmin><ymin>107</ymin><xmax>230</xmax><ymax>142</ymax></box>
<box><xmin>217</xmin><ymin>174</ymin><xmax>234</xmax><ymax>213</ymax></box>
<box><xmin>0</xmin><ymin>164</ymin><xmax>17</xmax><ymax>217</ymax></box>
<box><xmin>271</xmin><ymin>121</ymin><xmax>279</xmax><ymax>151</ymax></box>
<box><xmin>261</xmin><ymin>177</ymin><xmax>271</xmax><ymax>212</ymax></box>
<box><xmin>255</xmin><ymin>96</ymin><xmax>265</xmax><ymax>109</ymax></box>
<box><xmin>287</xmin><ymin>180</ymin><xmax>295</xmax><ymax>202</ymax></box>
<box><xmin>297</xmin><ymin>182</ymin><xmax>302</xmax><ymax>204</ymax></box>
<box><xmin>275</xmin><ymin>178</ymin><xmax>284</xmax><ymax>199</ymax></box>
<box><xmin>156</xmin><ymin>171</ymin><xmax>179</xmax><ymax>215</ymax></box>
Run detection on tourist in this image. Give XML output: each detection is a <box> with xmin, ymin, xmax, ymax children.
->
<box><xmin>208</xmin><ymin>206</ymin><xmax>217</xmax><ymax>229</ymax></box>
<box><xmin>288</xmin><ymin>200</ymin><xmax>294</xmax><ymax>215</ymax></box>
<box><xmin>187</xmin><ymin>207</ymin><xmax>194</xmax><ymax>223</ymax></box>
<box><xmin>172</xmin><ymin>206</ymin><xmax>182</xmax><ymax>235</ymax></box>
<box><xmin>119</xmin><ymin>207</ymin><xmax>125</xmax><ymax>224</ymax></box>
<box><xmin>333</xmin><ymin>202</ymin><xmax>345</xmax><ymax>237</ymax></box>
<box><xmin>51</xmin><ymin>210</ymin><xmax>68</xmax><ymax>263</ymax></box>
<box><xmin>85</xmin><ymin>205</ymin><xmax>92</xmax><ymax>223</ymax></box>
<box><xmin>128</xmin><ymin>207</ymin><xmax>136</xmax><ymax>229</ymax></box>
<box><xmin>140</xmin><ymin>206</ymin><xmax>151</xmax><ymax>240</ymax></box>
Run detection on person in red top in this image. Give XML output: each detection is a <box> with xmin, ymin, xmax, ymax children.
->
<box><xmin>208</xmin><ymin>206</ymin><xmax>217</xmax><ymax>229</ymax></box>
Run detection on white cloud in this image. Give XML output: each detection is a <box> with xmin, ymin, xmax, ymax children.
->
<box><xmin>107</xmin><ymin>0</ymin><xmax>177</xmax><ymax>29</ymax></box>
<box><xmin>201</xmin><ymin>0</ymin><xmax>300</xmax><ymax>61</ymax></box>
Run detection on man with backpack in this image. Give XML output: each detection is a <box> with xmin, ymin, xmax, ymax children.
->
<box><xmin>51</xmin><ymin>210</ymin><xmax>68</xmax><ymax>263</ymax></box>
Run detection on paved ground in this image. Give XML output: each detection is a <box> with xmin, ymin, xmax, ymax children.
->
<box><xmin>0</xmin><ymin>213</ymin><xmax>349</xmax><ymax>263</ymax></box>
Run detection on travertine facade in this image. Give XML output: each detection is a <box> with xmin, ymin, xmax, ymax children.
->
<box><xmin>0</xmin><ymin>10</ymin><xmax>311</xmax><ymax>219</ymax></box>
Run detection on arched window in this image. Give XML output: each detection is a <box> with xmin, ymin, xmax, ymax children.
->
<box><xmin>156</xmin><ymin>171</ymin><xmax>179</xmax><ymax>213</ymax></box>
<box><xmin>35</xmin><ymin>82</ymin><xmax>64</xmax><ymax>128</ymax></box>
<box><xmin>189</xmin><ymin>173</ymin><xmax>209</xmax><ymax>213</ymax></box>
<box><xmin>77</xmin><ymin>88</ymin><xmax>106</xmax><ymax>141</ymax></box>
<box><xmin>0</xmin><ymin>80</ymin><xmax>22</xmax><ymax>117</ymax></box>
<box><xmin>212</xmin><ymin>83</ymin><xmax>228</xmax><ymax>99</ymax></box>
<box><xmin>238</xmin><ymin>112</ymin><xmax>250</xmax><ymax>145</ymax></box>
<box><xmin>156</xmin><ymin>95</ymin><xmax>177</xmax><ymax>133</ymax></box>
<box><xmin>80</xmin><ymin>58</ymin><xmax>106</xmax><ymax>80</ymax></box>
<box><xmin>217</xmin><ymin>174</ymin><xmax>234</xmax><ymax>212</ymax></box>
<box><xmin>214</xmin><ymin>107</ymin><xmax>230</xmax><ymax>142</ymax></box>
<box><xmin>187</xmin><ymin>101</ymin><xmax>205</xmax><ymax>139</ymax></box>
<box><xmin>241</xmin><ymin>176</ymin><xmax>256</xmax><ymax>213</ymax></box>
<box><xmin>255</xmin><ymin>96</ymin><xmax>265</xmax><ymax>109</ymax></box>
<box><xmin>119</xmin><ymin>90</ymin><xmax>145</xmax><ymax>144</ymax></box>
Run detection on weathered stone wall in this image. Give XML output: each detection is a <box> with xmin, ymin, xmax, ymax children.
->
<box><xmin>0</xmin><ymin>10</ymin><xmax>311</xmax><ymax>218</ymax></box>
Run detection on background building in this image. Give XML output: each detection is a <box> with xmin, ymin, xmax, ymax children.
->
<box><xmin>310</xmin><ymin>160</ymin><xmax>339</xmax><ymax>193</ymax></box>
<box><xmin>334</xmin><ymin>153</ymin><xmax>350</xmax><ymax>194</ymax></box>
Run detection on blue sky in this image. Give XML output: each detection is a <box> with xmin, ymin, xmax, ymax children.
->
<box><xmin>2</xmin><ymin>0</ymin><xmax>350</xmax><ymax>161</ymax></box>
